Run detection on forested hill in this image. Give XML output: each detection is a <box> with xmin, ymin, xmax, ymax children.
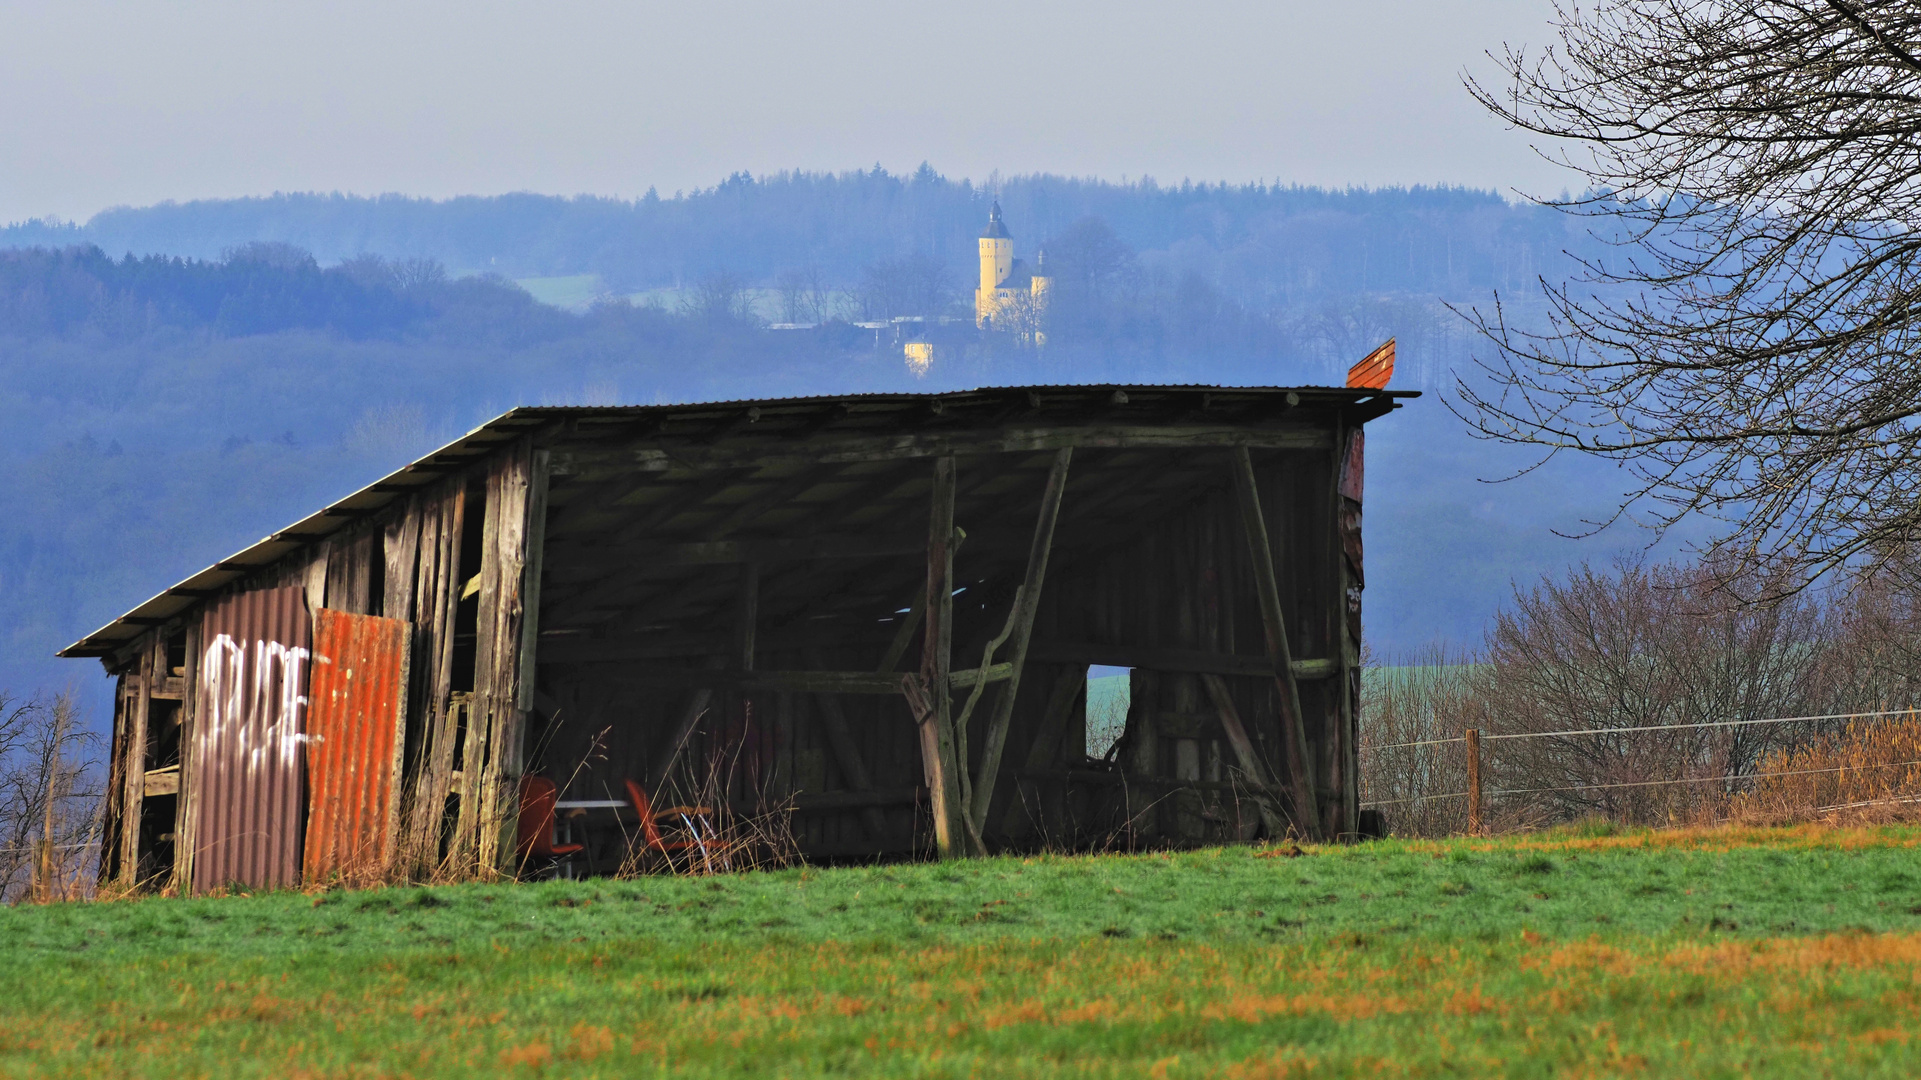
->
<box><xmin>0</xmin><ymin>172</ymin><xmax>1661</xmax><ymax>724</ymax></box>
<box><xmin>2</xmin><ymin>169</ymin><xmax>1585</xmax><ymax>303</ymax></box>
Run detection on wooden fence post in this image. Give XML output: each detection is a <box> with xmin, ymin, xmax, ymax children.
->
<box><xmin>1465</xmin><ymin>728</ymin><xmax>1483</xmax><ymax>836</ymax></box>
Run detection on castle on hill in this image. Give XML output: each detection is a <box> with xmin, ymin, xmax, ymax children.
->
<box><xmin>901</xmin><ymin>201</ymin><xmax>1050</xmax><ymax>375</ymax></box>
<box><xmin>975</xmin><ymin>201</ymin><xmax>1050</xmax><ymax>335</ymax></box>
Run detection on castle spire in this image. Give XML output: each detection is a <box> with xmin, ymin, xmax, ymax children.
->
<box><xmin>981</xmin><ymin>200</ymin><xmax>1011</xmax><ymax>239</ymax></box>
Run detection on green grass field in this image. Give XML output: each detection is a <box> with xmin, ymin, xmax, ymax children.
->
<box><xmin>8</xmin><ymin>824</ymin><xmax>1921</xmax><ymax>1077</ymax></box>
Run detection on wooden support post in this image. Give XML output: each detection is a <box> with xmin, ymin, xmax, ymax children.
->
<box><xmin>914</xmin><ymin>456</ymin><xmax>967</xmax><ymax>857</ymax></box>
<box><xmin>1228</xmin><ymin>447</ymin><xmax>1322</xmax><ymax>841</ymax></box>
<box><xmin>117</xmin><ymin>649</ymin><xmax>151</xmax><ymax>887</ymax></box>
<box><xmin>1465</xmin><ymin>727</ymin><xmax>1483</xmax><ymax>837</ymax></box>
<box><xmin>968</xmin><ymin>447</ymin><xmax>1071</xmax><ymax>839</ymax></box>
<box><xmin>515</xmin><ymin>449</ymin><xmax>550</xmax><ymax>713</ymax></box>
<box><xmin>1200</xmin><ymin>674</ymin><xmax>1291</xmax><ymax>839</ymax></box>
<box><xmin>876</xmin><ymin>531</ymin><xmax>966</xmax><ymax>675</ymax></box>
<box><xmin>170</xmin><ymin>623</ymin><xmax>201</xmax><ymax>893</ymax></box>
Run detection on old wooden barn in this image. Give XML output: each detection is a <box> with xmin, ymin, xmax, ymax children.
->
<box><xmin>64</xmin><ymin>380</ymin><xmax>1414</xmax><ymax>892</ymax></box>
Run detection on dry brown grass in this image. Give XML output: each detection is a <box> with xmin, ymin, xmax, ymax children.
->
<box><xmin>1735</xmin><ymin>714</ymin><xmax>1921</xmax><ymax>823</ymax></box>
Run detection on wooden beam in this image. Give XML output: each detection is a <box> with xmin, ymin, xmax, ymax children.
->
<box><xmin>1229</xmin><ymin>447</ymin><xmax>1321</xmax><ymax>841</ymax></box>
<box><xmin>598</xmin><ymin>664</ymin><xmax>1011</xmax><ymax>695</ymax></box>
<box><xmin>1200</xmin><ymin>673</ymin><xmax>1291</xmax><ymax>839</ymax></box>
<box><xmin>548</xmin><ymin>423</ymin><xmax>1331</xmax><ymax>475</ymax></box>
<box><xmin>554</xmin><ymin>533</ymin><xmax>926</xmax><ymax>571</ymax></box>
<box><xmin>1024</xmin><ymin>641</ymin><xmax>1337</xmax><ymax>680</ymax></box>
<box><xmin>916</xmin><ymin>456</ymin><xmax>967</xmax><ymax>857</ymax></box>
<box><xmin>967</xmin><ymin>447</ymin><xmax>1071</xmax><ymax>839</ymax></box>
<box><xmin>535</xmin><ymin>627</ymin><xmax>897</xmax><ymax>665</ymax></box>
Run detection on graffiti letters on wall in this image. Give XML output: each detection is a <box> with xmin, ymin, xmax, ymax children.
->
<box><xmin>192</xmin><ymin>587</ymin><xmax>312</xmax><ymax>893</ymax></box>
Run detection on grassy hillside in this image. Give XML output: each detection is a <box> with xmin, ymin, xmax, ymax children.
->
<box><xmin>8</xmin><ymin>825</ymin><xmax>1921</xmax><ymax>1076</ymax></box>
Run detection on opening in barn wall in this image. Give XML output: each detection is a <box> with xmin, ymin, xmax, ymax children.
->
<box><xmin>67</xmin><ymin>385</ymin><xmax>1411</xmax><ymax>890</ymax></box>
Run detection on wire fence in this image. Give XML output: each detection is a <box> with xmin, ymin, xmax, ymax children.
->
<box><xmin>1359</xmin><ymin>700</ymin><xmax>1921</xmax><ymax>836</ymax></box>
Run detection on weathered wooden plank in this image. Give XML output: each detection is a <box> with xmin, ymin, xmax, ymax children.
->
<box><xmin>403</xmin><ymin>481</ymin><xmax>467</xmax><ymax>877</ymax></box>
<box><xmin>1229</xmin><ymin>447</ymin><xmax>1321</xmax><ymax>841</ymax></box>
<box><xmin>382</xmin><ymin>499</ymin><xmax>422</xmax><ymax>623</ymax></box>
<box><xmin>170</xmin><ymin>623</ymin><xmax>201</xmax><ymax>892</ymax></box>
<box><xmin>968</xmin><ymin>448</ymin><xmax>1071</xmax><ymax>838</ymax></box>
<box><xmin>98</xmin><ymin>674</ymin><xmax>131</xmax><ymax>886</ymax></box>
<box><xmin>117</xmin><ymin>650</ymin><xmax>151</xmax><ymax>887</ymax></box>
<box><xmin>515</xmin><ymin>449</ymin><xmax>550</xmax><ymax>713</ymax></box>
<box><xmin>326</xmin><ymin>531</ymin><xmax>376</xmax><ymax>615</ymax></box>
<box><xmin>470</xmin><ymin>439</ymin><xmax>534</xmax><ymax>875</ymax></box>
<box><xmin>916</xmin><ymin>456</ymin><xmax>967</xmax><ymax>857</ymax></box>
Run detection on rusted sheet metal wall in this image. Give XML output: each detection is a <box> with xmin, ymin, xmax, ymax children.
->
<box><xmin>304</xmin><ymin>609</ymin><xmax>412</xmax><ymax>882</ymax></box>
<box><xmin>192</xmin><ymin>586</ymin><xmax>312</xmax><ymax>893</ymax></box>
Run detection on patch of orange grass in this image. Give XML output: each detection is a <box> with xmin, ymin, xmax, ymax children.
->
<box><xmin>498</xmin><ymin>1040</ymin><xmax>551</xmax><ymax>1068</ymax></box>
<box><xmin>564</xmin><ymin>1023</ymin><xmax>613</xmax><ymax>1061</ymax></box>
<box><xmin>1222</xmin><ymin>1049</ymin><xmax>1322</xmax><ymax>1079</ymax></box>
<box><xmin>1200</xmin><ymin>991</ymin><xmax>1410</xmax><ymax>1024</ymax></box>
<box><xmin>1402</xmin><ymin>821</ymin><xmax>1921</xmax><ymax>857</ymax></box>
<box><xmin>1662</xmin><ymin>931</ymin><xmax>1921</xmax><ymax>978</ymax></box>
<box><xmin>1521</xmin><ymin>939</ymin><xmax>1637</xmax><ymax>977</ymax></box>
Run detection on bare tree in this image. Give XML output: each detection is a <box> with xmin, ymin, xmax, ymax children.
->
<box><xmin>774</xmin><ymin>265</ymin><xmax>831</xmax><ymax>325</ymax></box>
<box><xmin>1460</xmin><ymin>2</ymin><xmax>1921</xmax><ymax>592</ymax></box>
<box><xmin>0</xmin><ymin>691</ymin><xmax>101</xmax><ymax>901</ymax></box>
<box><xmin>680</xmin><ymin>272</ymin><xmax>759</xmax><ymax>326</ymax></box>
<box><xmin>857</xmin><ymin>255</ymin><xmax>955</xmax><ymax>321</ymax></box>
<box><xmin>1477</xmin><ymin>560</ymin><xmax>1835</xmax><ymax>826</ymax></box>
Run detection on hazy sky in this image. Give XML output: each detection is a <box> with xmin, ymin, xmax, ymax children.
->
<box><xmin>1</xmin><ymin>0</ymin><xmax>1566</xmax><ymax>224</ymax></box>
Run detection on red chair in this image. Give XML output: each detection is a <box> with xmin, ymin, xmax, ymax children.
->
<box><xmin>623</xmin><ymin>778</ymin><xmax>728</xmax><ymax>871</ymax></box>
<box><xmin>517</xmin><ymin>775</ymin><xmax>585</xmax><ymax>874</ymax></box>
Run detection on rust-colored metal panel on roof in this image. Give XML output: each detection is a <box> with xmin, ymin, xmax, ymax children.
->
<box><xmin>192</xmin><ymin>586</ymin><xmax>311</xmax><ymax>894</ymax></box>
<box><xmin>1347</xmin><ymin>339</ymin><xmax>1395</xmax><ymax>389</ymax></box>
<box><xmin>304</xmin><ymin>608</ymin><xmax>411</xmax><ymax>883</ymax></box>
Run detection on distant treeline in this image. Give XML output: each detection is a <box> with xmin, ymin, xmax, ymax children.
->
<box><xmin>2</xmin><ymin>167</ymin><xmax>1590</xmax><ymax>306</ymax></box>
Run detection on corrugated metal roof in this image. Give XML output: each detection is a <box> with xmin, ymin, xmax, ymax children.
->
<box><xmin>59</xmin><ymin>383</ymin><xmax>1415</xmax><ymax>660</ymax></box>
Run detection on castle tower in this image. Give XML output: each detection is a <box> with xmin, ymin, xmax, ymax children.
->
<box><xmin>977</xmin><ymin>201</ymin><xmax>1013</xmax><ymax>328</ymax></box>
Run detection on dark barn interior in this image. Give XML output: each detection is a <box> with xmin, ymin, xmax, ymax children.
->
<box><xmin>68</xmin><ymin>383</ymin><xmax>1413</xmax><ymax>892</ymax></box>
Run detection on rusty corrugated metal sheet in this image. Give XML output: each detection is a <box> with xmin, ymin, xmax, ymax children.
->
<box><xmin>193</xmin><ymin>586</ymin><xmax>311</xmax><ymax>893</ymax></box>
<box><xmin>304</xmin><ymin>608</ymin><xmax>411</xmax><ymax>882</ymax></box>
<box><xmin>1346</xmin><ymin>339</ymin><xmax>1394</xmax><ymax>389</ymax></box>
